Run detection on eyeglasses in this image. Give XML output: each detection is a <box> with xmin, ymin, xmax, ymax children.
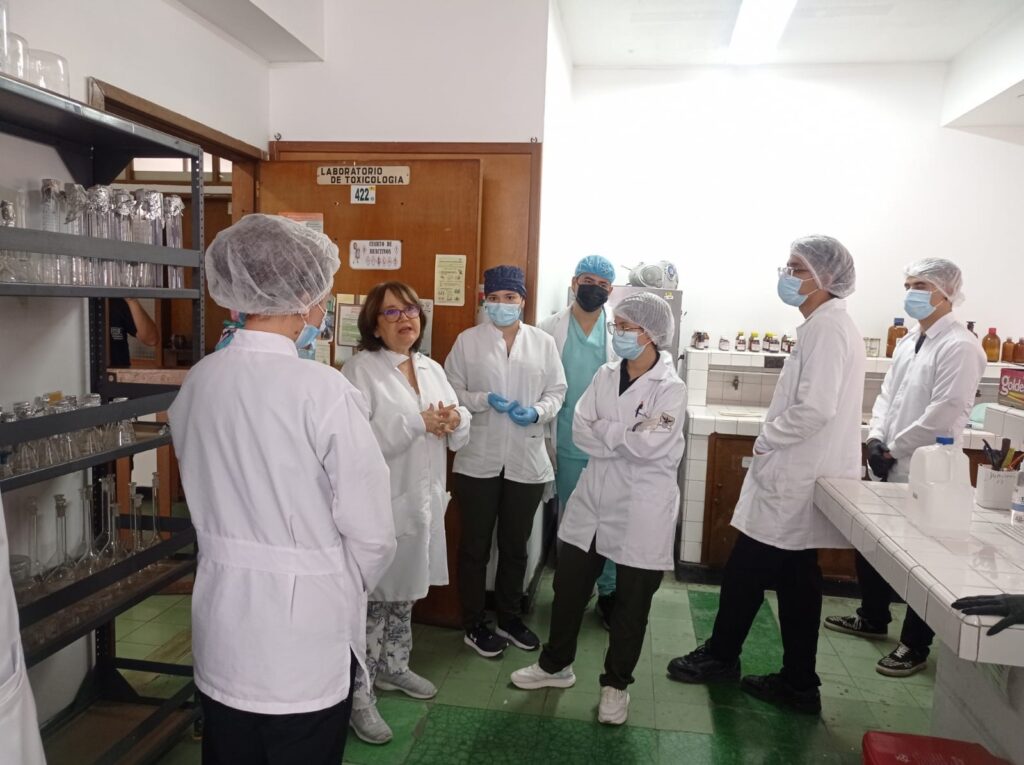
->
<box><xmin>778</xmin><ymin>266</ymin><xmax>810</xmax><ymax>278</ymax></box>
<box><xmin>607</xmin><ymin>322</ymin><xmax>642</xmax><ymax>337</ymax></box>
<box><xmin>379</xmin><ymin>305</ymin><xmax>422</xmax><ymax>322</ymax></box>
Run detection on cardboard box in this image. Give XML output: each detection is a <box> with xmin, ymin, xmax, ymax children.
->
<box><xmin>998</xmin><ymin>367</ymin><xmax>1024</xmax><ymax>410</ymax></box>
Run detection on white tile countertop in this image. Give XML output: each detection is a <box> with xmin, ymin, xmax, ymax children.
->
<box><xmin>814</xmin><ymin>478</ymin><xmax>1024</xmax><ymax>667</ymax></box>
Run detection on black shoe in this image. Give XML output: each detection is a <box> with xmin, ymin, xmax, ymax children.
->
<box><xmin>495</xmin><ymin>617</ymin><xmax>540</xmax><ymax>651</ymax></box>
<box><xmin>741</xmin><ymin>673</ymin><xmax>821</xmax><ymax>715</ymax></box>
<box><xmin>823</xmin><ymin>614</ymin><xmax>888</xmax><ymax>640</ymax></box>
<box><xmin>596</xmin><ymin>594</ymin><xmax>615</xmax><ymax>631</ymax></box>
<box><xmin>666</xmin><ymin>643</ymin><xmax>740</xmax><ymax>684</ymax></box>
<box><xmin>464</xmin><ymin>623</ymin><xmax>508</xmax><ymax>658</ymax></box>
<box><xmin>876</xmin><ymin>643</ymin><xmax>928</xmax><ymax>677</ymax></box>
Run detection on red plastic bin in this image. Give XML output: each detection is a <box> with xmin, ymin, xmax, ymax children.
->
<box><xmin>863</xmin><ymin>732</ymin><xmax>1011</xmax><ymax>764</ymax></box>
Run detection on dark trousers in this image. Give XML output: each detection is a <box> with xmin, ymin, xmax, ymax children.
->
<box><xmin>454</xmin><ymin>472</ymin><xmax>545</xmax><ymax>629</ymax></box>
<box><xmin>199</xmin><ymin>656</ymin><xmax>357</xmax><ymax>765</ymax></box>
<box><xmin>855</xmin><ymin>552</ymin><xmax>934</xmax><ymax>654</ymax></box>
<box><xmin>539</xmin><ymin>538</ymin><xmax>663</xmax><ymax>690</ymax></box>
<box><xmin>708</xmin><ymin>533</ymin><xmax>823</xmax><ymax>691</ymax></box>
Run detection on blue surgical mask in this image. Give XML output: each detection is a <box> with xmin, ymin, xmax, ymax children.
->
<box><xmin>777</xmin><ymin>273</ymin><xmax>811</xmax><ymax>307</ymax></box>
<box><xmin>904</xmin><ymin>289</ymin><xmax>936</xmax><ymax>320</ymax></box>
<box><xmin>485</xmin><ymin>302</ymin><xmax>522</xmax><ymax>327</ymax></box>
<box><xmin>612</xmin><ymin>330</ymin><xmax>649</xmax><ymax>360</ymax></box>
<box><xmin>296</xmin><ymin>306</ymin><xmax>329</xmax><ymax>358</ymax></box>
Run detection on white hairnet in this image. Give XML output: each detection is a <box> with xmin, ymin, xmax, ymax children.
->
<box><xmin>614</xmin><ymin>292</ymin><xmax>674</xmax><ymax>348</ymax></box>
<box><xmin>205</xmin><ymin>214</ymin><xmax>340</xmax><ymax>315</ymax></box>
<box><xmin>791</xmin><ymin>235</ymin><xmax>856</xmax><ymax>298</ymax></box>
<box><xmin>905</xmin><ymin>258</ymin><xmax>964</xmax><ymax>305</ymax></box>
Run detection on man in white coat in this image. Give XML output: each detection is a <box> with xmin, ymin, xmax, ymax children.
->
<box><xmin>667</xmin><ymin>236</ymin><xmax>865</xmax><ymax>715</ymax></box>
<box><xmin>510</xmin><ymin>293</ymin><xmax>687</xmax><ymax>727</ymax></box>
<box><xmin>538</xmin><ymin>254</ymin><xmax>619</xmax><ymax>628</ymax></box>
<box><xmin>169</xmin><ymin>215</ymin><xmax>396</xmax><ymax>764</ymax></box>
<box><xmin>826</xmin><ymin>258</ymin><xmax>986</xmax><ymax>678</ymax></box>
<box><xmin>0</xmin><ymin>495</ymin><xmax>46</xmax><ymax>765</ymax></box>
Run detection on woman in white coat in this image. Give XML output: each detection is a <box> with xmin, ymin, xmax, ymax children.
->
<box><xmin>511</xmin><ymin>292</ymin><xmax>686</xmax><ymax>727</ymax></box>
<box><xmin>444</xmin><ymin>265</ymin><xmax>567</xmax><ymax>658</ymax></box>
<box><xmin>667</xmin><ymin>235</ymin><xmax>865</xmax><ymax>716</ymax></box>
<box><xmin>341</xmin><ymin>281</ymin><xmax>471</xmax><ymax>745</ymax></box>
<box><xmin>168</xmin><ymin>215</ymin><xmax>396</xmax><ymax>764</ymax></box>
<box><xmin>0</xmin><ymin>495</ymin><xmax>45</xmax><ymax>765</ymax></box>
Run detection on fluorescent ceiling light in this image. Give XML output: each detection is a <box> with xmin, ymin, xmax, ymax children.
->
<box><xmin>728</xmin><ymin>0</ymin><xmax>798</xmax><ymax>65</ymax></box>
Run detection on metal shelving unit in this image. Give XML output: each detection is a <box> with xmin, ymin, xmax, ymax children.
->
<box><xmin>0</xmin><ymin>72</ymin><xmax>204</xmax><ymax>764</ymax></box>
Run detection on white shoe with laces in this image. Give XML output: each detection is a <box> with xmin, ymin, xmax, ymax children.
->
<box><xmin>598</xmin><ymin>686</ymin><xmax>629</xmax><ymax>725</ymax></box>
<box><xmin>375</xmin><ymin>670</ymin><xmax>438</xmax><ymax>699</ymax></box>
<box><xmin>349</xmin><ymin>705</ymin><xmax>393</xmax><ymax>745</ymax></box>
<box><xmin>510</xmin><ymin>663</ymin><xmax>576</xmax><ymax>690</ymax></box>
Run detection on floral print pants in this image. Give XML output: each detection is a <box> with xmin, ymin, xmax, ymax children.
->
<box><xmin>353</xmin><ymin>600</ymin><xmax>414</xmax><ymax>709</ymax></box>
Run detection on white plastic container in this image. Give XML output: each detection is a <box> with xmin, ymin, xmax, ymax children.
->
<box><xmin>975</xmin><ymin>465</ymin><xmax>1018</xmax><ymax>510</ymax></box>
<box><xmin>906</xmin><ymin>436</ymin><xmax>974</xmax><ymax>538</ymax></box>
<box><xmin>1011</xmin><ymin>472</ymin><xmax>1024</xmax><ymax>527</ymax></box>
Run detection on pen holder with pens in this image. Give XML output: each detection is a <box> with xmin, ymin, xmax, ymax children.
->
<box><xmin>975</xmin><ymin>465</ymin><xmax>1018</xmax><ymax>510</ymax></box>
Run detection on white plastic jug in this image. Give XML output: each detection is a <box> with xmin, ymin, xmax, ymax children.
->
<box><xmin>906</xmin><ymin>436</ymin><xmax>974</xmax><ymax>538</ymax></box>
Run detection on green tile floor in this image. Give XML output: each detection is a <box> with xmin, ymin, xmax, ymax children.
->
<box><xmin>135</xmin><ymin>575</ymin><xmax>934</xmax><ymax>764</ymax></box>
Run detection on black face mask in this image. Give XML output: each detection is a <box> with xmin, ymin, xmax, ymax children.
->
<box><xmin>575</xmin><ymin>283</ymin><xmax>609</xmax><ymax>312</ymax></box>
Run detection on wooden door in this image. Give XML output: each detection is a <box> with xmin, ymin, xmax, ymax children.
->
<box><xmin>702</xmin><ymin>434</ymin><xmax>856</xmax><ymax>581</ymax></box>
<box><xmin>258</xmin><ymin>158</ymin><xmax>482</xmax><ymax>628</ymax></box>
<box><xmin>258</xmin><ymin>159</ymin><xmax>482</xmax><ymax>366</ymax></box>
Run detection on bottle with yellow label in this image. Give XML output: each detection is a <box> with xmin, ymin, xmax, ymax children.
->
<box><xmin>749</xmin><ymin>332</ymin><xmax>762</xmax><ymax>352</ymax></box>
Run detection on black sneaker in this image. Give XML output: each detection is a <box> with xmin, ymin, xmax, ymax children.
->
<box><xmin>666</xmin><ymin>643</ymin><xmax>740</xmax><ymax>684</ymax></box>
<box><xmin>596</xmin><ymin>594</ymin><xmax>615</xmax><ymax>631</ymax></box>
<box><xmin>823</xmin><ymin>614</ymin><xmax>888</xmax><ymax>640</ymax></box>
<box><xmin>464</xmin><ymin>623</ymin><xmax>508</xmax><ymax>658</ymax></box>
<box><xmin>876</xmin><ymin>643</ymin><xmax>928</xmax><ymax>677</ymax></box>
<box><xmin>495</xmin><ymin>617</ymin><xmax>540</xmax><ymax>651</ymax></box>
<box><xmin>741</xmin><ymin>673</ymin><xmax>821</xmax><ymax>715</ymax></box>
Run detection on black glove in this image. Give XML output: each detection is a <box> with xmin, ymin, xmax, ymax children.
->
<box><xmin>952</xmin><ymin>593</ymin><xmax>1024</xmax><ymax>636</ymax></box>
<box><xmin>866</xmin><ymin>439</ymin><xmax>896</xmax><ymax>479</ymax></box>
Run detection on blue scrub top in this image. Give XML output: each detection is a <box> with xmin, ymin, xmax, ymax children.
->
<box><xmin>556</xmin><ymin>310</ymin><xmax>608</xmax><ymax>460</ymax></box>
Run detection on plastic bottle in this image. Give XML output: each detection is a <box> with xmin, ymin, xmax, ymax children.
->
<box><xmin>982</xmin><ymin>328</ymin><xmax>1001</xmax><ymax>363</ymax></box>
<box><xmin>735</xmin><ymin>332</ymin><xmax>747</xmax><ymax>352</ymax></box>
<box><xmin>907</xmin><ymin>436</ymin><xmax>974</xmax><ymax>537</ymax></box>
<box><xmin>1002</xmin><ymin>337</ymin><xmax>1016</xmax><ymax>363</ymax></box>
<box><xmin>718</xmin><ymin>336</ymin><xmax>730</xmax><ymax>351</ymax></box>
<box><xmin>749</xmin><ymin>332</ymin><xmax>762</xmax><ymax>352</ymax></box>
<box><xmin>1012</xmin><ymin>471</ymin><xmax>1024</xmax><ymax>527</ymax></box>
<box><xmin>1016</xmin><ymin>338</ymin><xmax>1024</xmax><ymax>364</ymax></box>
<box><xmin>886</xmin><ymin>318</ymin><xmax>907</xmax><ymax>358</ymax></box>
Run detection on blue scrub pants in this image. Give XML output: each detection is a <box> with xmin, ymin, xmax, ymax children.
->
<box><xmin>555</xmin><ymin>454</ymin><xmax>616</xmax><ymax>597</ymax></box>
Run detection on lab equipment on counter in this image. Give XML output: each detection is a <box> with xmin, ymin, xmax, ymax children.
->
<box><xmin>983</xmin><ymin>328</ymin><xmax>1001</xmax><ymax>362</ymax></box>
<box><xmin>1002</xmin><ymin>337</ymin><xmax>1016</xmax><ymax>363</ymax></box>
<box><xmin>627</xmin><ymin>260</ymin><xmax>679</xmax><ymax>290</ymax></box>
<box><xmin>25</xmin><ymin>48</ymin><xmax>69</xmax><ymax>96</ymax></box>
<box><xmin>1013</xmin><ymin>472</ymin><xmax>1024</xmax><ymax>526</ymax></box>
<box><xmin>749</xmin><ymin>332</ymin><xmax>761</xmax><ymax>352</ymax></box>
<box><xmin>906</xmin><ymin>436</ymin><xmax>973</xmax><ymax>538</ymax></box>
<box><xmin>863</xmin><ymin>337</ymin><xmax>881</xmax><ymax>358</ymax></box>
<box><xmin>718</xmin><ymin>336</ymin><xmax>730</xmax><ymax>351</ymax></box>
<box><xmin>735</xmin><ymin>332</ymin><xmax>747</xmax><ymax>351</ymax></box>
<box><xmin>976</xmin><ymin>465</ymin><xmax>1018</xmax><ymax>510</ymax></box>
<box><xmin>765</xmin><ymin>333</ymin><xmax>780</xmax><ymax>353</ymax></box>
<box><xmin>1016</xmin><ymin>338</ymin><xmax>1024</xmax><ymax>364</ymax></box>
<box><xmin>886</xmin><ymin>318</ymin><xmax>907</xmax><ymax>358</ymax></box>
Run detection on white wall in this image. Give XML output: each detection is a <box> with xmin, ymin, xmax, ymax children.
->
<box><xmin>539</xmin><ymin>64</ymin><xmax>1024</xmax><ymax>345</ymax></box>
<box><xmin>942</xmin><ymin>3</ymin><xmax>1024</xmax><ymax>126</ymax></box>
<box><xmin>537</xmin><ymin>1</ymin><xmax>576</xmax><ymax>315</ymax></box>
<box><xmin>268</xmin><ymin>0</ymin><xmax>549</xmax><ymax>142</ymax></box>
<box><xmin>4</xmin><ymin>0</ymin><xmax>271</xmax><ymax>147</ymax></box>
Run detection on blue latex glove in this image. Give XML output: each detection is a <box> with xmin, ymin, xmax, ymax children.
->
<box><xmin>509</xmin><ymin>405</ymin><xmax>539</xmax><ymax>427</ymax></box>
<box><xmin>488</xmin><ymin>393</ymin><xmax>518</xmax><ymax>413</ymax></box>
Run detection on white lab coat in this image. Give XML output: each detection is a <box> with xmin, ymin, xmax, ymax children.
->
<box><xmin>559</xmin><ymin>351</ymin><xmax>687</xmax><ymax>570</ymax></box>
<box><xmin>732</xmin><ymin>299</ymin><xmax>865</xmax><ymax>551</ymax></box>
<box><xmin>538</xmin><ymin>305</ymin><xmax>616</xmax><ymax>452</ymax></box>
<box><xmin>0</xmin><ymin>496</ymin><xmax>46</xmax><ymax>765</ymax></box>
<box><xmin>342</xmin><ymin>349</ymin><xmax>471</xmax><ymax>601</ymax></box>
<box><xmin>168</xmin><ymin>329</ymin><xmax>396</xmax><ymax>715</ymax></box>
<box><xmin>444</xmin><ymin>322</ymin><xmax>567</xmax><ymax>484</ymax></box>
<box><xmin>868</xmin><ymin>314</ymin><xmax>986</xmax><ymax>483</ymax></box>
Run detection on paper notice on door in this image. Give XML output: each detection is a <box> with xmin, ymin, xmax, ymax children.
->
<box><xmin>280</xmin><ymin>212</ymin><xmax>324</xmax><ymax>233</ymax></box>
<box><xmin>434</xmin><ymin>254</ymin><xmax>466</xmax><ymax>307</ymax></box>
<box><xmin>336</xmin><ymin>303</ymin><xmax>363</xmax><ymax>347</ymax></box>
<box><xmin>350</xmin><ymin>240</ymin><xmax>401</xmax><ymax>270</ymax></box>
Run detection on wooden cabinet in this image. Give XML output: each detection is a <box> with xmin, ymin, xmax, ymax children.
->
<box><xmin>701</xmin><ymin>434</ymin><xmax>856</xmax><ymax>581</ymax></box>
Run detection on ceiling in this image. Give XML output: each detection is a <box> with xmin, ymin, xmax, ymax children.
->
<box><xmin>558</xmin><ymin>0</ymin><xmax>1024</xmax><ymax>67</ymax></box>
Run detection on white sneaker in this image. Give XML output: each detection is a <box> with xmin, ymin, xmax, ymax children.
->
<box><xmin>597</xmin><ymin>686</ymin><xmax>629</xmax><ymax>725</ymax></box>
<box><xmin>510</xmin><ymin>662</ymin><xmax>576</xmax><ymax>690</ymax></box>
<box><xmin>349</xmin><ymin>705</ymin><xmax>393</xmax><ymax>745</ymax></box>
<box><xmin>375</xmin><ymin>670</ymin><xmax>438</xmax><ymax>699</ymax></box>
